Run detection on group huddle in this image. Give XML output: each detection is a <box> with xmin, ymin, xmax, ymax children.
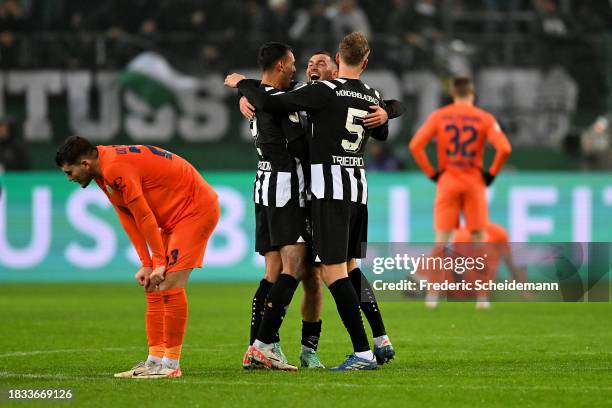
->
<box><xmin>55</xmin><ymin>30</ymin><xmax>511</xmax><ymax>377</ymax></box>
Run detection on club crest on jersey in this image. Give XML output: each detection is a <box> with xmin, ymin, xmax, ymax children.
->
<box><xmin>112</xmin><ymin>177</ymin><xmax>126</xmax><ymax>193</ymax></box>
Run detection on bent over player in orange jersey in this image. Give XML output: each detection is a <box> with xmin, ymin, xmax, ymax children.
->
<box><xmin>409</xmin><ymin>77</ymin><xmax>512</xmax><ymax>308</ymax></box>
<box><xmin>56</xmin><ymin>136</ymin><xmax>219</xmax><ymax>378</ymax></box>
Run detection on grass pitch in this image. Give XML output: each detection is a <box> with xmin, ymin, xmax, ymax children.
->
<box><xmin>1</xmin><ymin>283</ymin><xmax>610</xmax><ymax>407</ymax></box>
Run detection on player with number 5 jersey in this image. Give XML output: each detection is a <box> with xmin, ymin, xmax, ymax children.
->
<box><xmin>55</xmin><ymin>136</ymin><xmax>219</xmax><ymax>378</ymax></box>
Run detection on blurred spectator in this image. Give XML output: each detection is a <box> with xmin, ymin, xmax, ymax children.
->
<box><xmin>262</xmin><ymin>0</ymin><xmax>295</xmax><ymax>43</ymax></box>
<box><xmin>0</xmin><ymin>118</ymin><xmax>30</xmax><ymax>172</ymax></box>
<box><xmin>367</xmin><ymin>143</ymin><xmax>403</xmax><ymax>171</ymax></box>
<box><xmin>0</xmin><ymin>0</ymin><xmax>28</xmax><ymax>68</ymax></box>
<box><xmin>533</xmin><ymin>0</ymin><xmax>573</xmax><ymax>67</ymax></box>
<box><xmin>580</xmin><ymin>115</ymin><xmax>612</xmax><ymax>170</ymax></box>
<box><xmin>327</xmin><ymin>0</ymin><xmax>371</xmax><ymax>45</ymax></box>
<box><xmin>289</xmin><ymin>0</ymin><xmax>332</xmax><ymax>56</ymax></box>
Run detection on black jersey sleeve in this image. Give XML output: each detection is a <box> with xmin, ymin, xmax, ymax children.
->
<box><xmin>282</xmin><ymin>112</ymin><xmax>308</xmax><ymax>162</ymax></box>
<box><xmin>238</xmin><ymin>80</ymin><xmax>333</xmax><ymax>114</ymax></box>
<box><xmin>384</xmin><ymin>99</ymin><xmax>407</xmax><ymax>119</ymax></box>
<box><xmin>371</xmin><ymin>98</ymin><xmax>389</xmax><ymax>141</ymax></box>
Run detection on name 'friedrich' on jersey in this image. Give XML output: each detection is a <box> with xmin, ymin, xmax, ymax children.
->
<box><xmin>238</xmin><ymin>78</ymin><xmax>388</xmax><ymax>204</ymax></box>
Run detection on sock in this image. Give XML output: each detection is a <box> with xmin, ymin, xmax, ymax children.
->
<box><xmin>349</xmin><ymin>268</ymin><xmax>387</xmax><ymax>338</ymax></box>
<box><xmin>162</xmin><ymin>356</ymin><xmax>179</xmax><ymax>370</ymax></box>
<box><xmin>250</xmin><ymin>279</ymin><xmax>274</xmax><ymax>345</ymax></box>
<box><xmin>253</xmin><ymin>339</ymin><xmax>273</xmax><ymax>350</ymax></box>
<box><xmin>145</xmin><ymin>292</ymin><xmax>165</xmax><ymax>361</ymax></box>
<box><xmin>256</xmin><ymin>274</ymin><xmax>299</xmax><ymax>345</ymax></box>
<box><xmin>301</xmin><ymin>320</ymin><xmax>322</xmax><ymax>351</ymax></box>
<box><xmin>328</xmin><ymin>277</ymin><xmax>370</xmax><ymax>353</ymax></box>
<box><xmin>147</xmin><ymin>355</ymin><xmax>162</xmax><ymax>365</ymax></box>
<box><xmin>355</xmin><ymin>350</ymin><xmax>374</xmax><ymax>360</ymax></box>
<box><xmin>374</xmin><ymin>334</ymin><xmax>391</xmax><ymax>348</ymax></box>
<box><xmin>161</xmin><ymin>288</ymin><xmax>188</xmax><ymax>365</ymax></box>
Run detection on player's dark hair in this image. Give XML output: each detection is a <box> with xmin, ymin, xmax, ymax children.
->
<box><xmin>257</xmin><ymin>42</ymin><xmax>292</xmax><ymax>72</ymax></box>
<box><xmin>450</xmin><ymin>76</ymin><xmax>475</xmax><ymax>98</ymax></box>
<box><xmin>55</xmin><ymin>136</ymin><xmax>97</xmax><ymax>167</ymax></box>
<box><xmin>312</xmin><ymin>50</ymin><xmax>338</xmax><ymax>68</ymax></box>
<box><xmin>339</xmin><ymin>32</ymin><xmax>370</xmax><ymax>66</ymax></box>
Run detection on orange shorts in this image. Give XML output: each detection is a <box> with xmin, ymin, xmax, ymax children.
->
<box><xmin>434</xmin><ymin>172</ymin><xmax>487</xmax><ymax>232</ymax></box>
<box><xmin>162</xmin><ymin>199</ymin><xmax>220</xmax><ymax>273</ymax></box>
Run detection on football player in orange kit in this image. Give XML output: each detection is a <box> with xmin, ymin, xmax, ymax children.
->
<box><xmin>453</xmin><ymin>222</ymin><xmax>529</xmax><ymax>309</ymax></box>
<box><xmin>409</xmin><ymin>76</ymin><xmax>512</xmax><ymax>308</ymax></box>
<box><xmin>56</xmin><ymin>136</ymin><xmax>219</xmax><ymax>378</ymax></box>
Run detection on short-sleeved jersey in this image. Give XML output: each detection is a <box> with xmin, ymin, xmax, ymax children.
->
<box><xmin>95</xmin><ymin>145</ymin><xmax>217</xmax><ymax>231</ymax></box>
<box><xmin>410</xmin><ymin>103</ymin><xmax>510</xmax><ymax>177</ymax></box>
<box><xmin>239</xmin><ymin>77</ymin><xmax>388</xmax><ymax>204</ymax></box>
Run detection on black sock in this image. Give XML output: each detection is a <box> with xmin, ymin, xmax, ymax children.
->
<box><xmin>328</xmin><ymin>277</ymin><xmax>370</xmax><ymax>353</ymax></box>
<box><xmin>301</xmin><ymin>320</ymin><xmax>322</xmax><ymax>351</ymax></box>
<box><xmin>256</xmin><ymin>274</ymin><xmax>299</xmax><ymax>344</ymax></box>
<box><xmin>349</xmin><ymin>267</ymin><xmax>387</xmax><ymax>338</ymax></box>
<box><xmin>250</xmin><ymin>279</ymin><xmax>273</xmax><ymax>345</ymax></box>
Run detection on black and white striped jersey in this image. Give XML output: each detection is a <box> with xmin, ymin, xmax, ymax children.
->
<box><xmin>239</xmin><ymin>78</ymin><xmax>388</xmax><ymax>205</ymax></box>
<box><xmin>250</xmin><ymin>84</ymin><xmax>308</xmax><ymax>208</ymax></box>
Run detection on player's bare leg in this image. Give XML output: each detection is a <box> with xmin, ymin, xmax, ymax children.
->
<box><xmin>300</xmin><ymin>264</ymin><xmax>325</xmax><ymax>368</ymax></box>
<box><xmin>346</xmin><ymin>258</ymin><xmax>395</xmax><ymax>364</ymax></box>
<box><xmin>248</xmin><ymin>244</ymin><xmax>307</xmax><ymax>370</ymax></box>
<box><xmin>321</xmin><ymin>262</ymin><xmax>376</xmax><ymax>370</ymax></box>
<box><xmin>426</xmin><ymin>230</ymin><xmax>453</xmax><ymax>309</ymax></box>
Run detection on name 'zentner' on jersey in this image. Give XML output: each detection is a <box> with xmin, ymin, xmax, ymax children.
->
<box><xmin>250</xmin><ymin>84</ymin><xmax>308</xmax><ymax>208</ymax></box>
<box><xmin>239</xmin><ymin>78</ymin><xmax>389</xmax><ymax>205</ymax></box>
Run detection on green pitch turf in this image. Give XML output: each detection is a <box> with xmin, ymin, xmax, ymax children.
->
<box><xmin>0</xmin><ymin>283</ymin><xmax>610</xmax><ymax>407</ymax></box>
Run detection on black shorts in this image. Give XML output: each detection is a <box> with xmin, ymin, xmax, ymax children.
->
<box><xmin>311</xmin><ymin>199</ymin><xmax>368</xmax><ymax>264</ymax></box>
<box><xmin>255</xmin><ymin>200</ymin><xmax>310</xmax><ymax>255</ymax></box>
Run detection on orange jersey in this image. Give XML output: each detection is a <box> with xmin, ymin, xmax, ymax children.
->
<box><xmin>95</xmin><ymin>145</ymin><xmax>218</xmax><ymax>267</ymax></box>
<box><xmin>453</xmin><ymin>222</ymin><xmax>510</xmax><ymax>271</ymax></box>
<box><xmin>409</xmin><ymin>102</ymin><xmax>512</xmax><ymax>179</ymax></box>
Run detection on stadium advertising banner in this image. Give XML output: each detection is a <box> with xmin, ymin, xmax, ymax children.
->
<box><xmin>0</xmin><ymin>68</ymin><xmax>576</xmax><ymax>156</ymax></box>
<box><xmin>0</xmin><ymin>172</ymin><xmax>610</xmax><ymax>283</ymax></box>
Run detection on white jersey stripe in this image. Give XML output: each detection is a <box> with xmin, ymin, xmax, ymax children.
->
<box><xmin>296</xmin><ymin>158</ymin><xmax>305</xmax><ymax>207</ymax></box>
<box><xmin>275</xmin><ymin>171</ymin><xmax>292</xmax><ymax>207</ymax></box>
<box><xmin>346</xmin><ymin>167</ymin><xmax>358</xmax><ymax>202</ymax></box>
<box><xmin>255</xmin><ymin>170</ymin><xmax>263</xmax><ymax>204</ymax></box>
<box><xmin>321</xmin><ymin>80</ymin><xmax>337</xmax><ymax>89</ymax></box>
<box><xmin>360</xmin><ymin>168</ymin><xmax>368</xmax><ymax>204</ymax></box>
<box><xmin>331</xmin><ymin>165</ymin><xmax>343</xmax><ymax>200</ymax></box>
<box><xmin>311</xmin><ymin>164</ymin><xmax>325</xmax><ymax>199</ymax></box>
<box><xmin>261</xmin><ymin>171</ymin><xmax>271</xmax><ymax>206</ymax></box>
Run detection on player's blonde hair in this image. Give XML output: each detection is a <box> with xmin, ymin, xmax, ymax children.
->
<box><xmin>339</xmin><ymin>32</ymin><xmax>370</xmax><ymax>67</ymax></box>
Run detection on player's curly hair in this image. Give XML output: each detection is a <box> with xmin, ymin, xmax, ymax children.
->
<box><xmin>339</xmin><ymin>32</ymin><xmax>370</xmax><ymax>67</ymax></box>
<box><xmin>55</xmin><ymin>136</ymin><xmax>97</xmax><ymax>167</ymax></box>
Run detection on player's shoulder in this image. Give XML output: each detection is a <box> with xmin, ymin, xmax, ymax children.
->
<box><xmin>472</xmin><ymin>105</ymin><xmax>496</xmax><ymax>122</ymax></box>
<box><xmin>357</xmin><ymin>80</ymin><xmax>383</xmax><ymax>100</ymax></box>
<box><xmin>262</xmin><ymin>85</ymin><xmax>285</xmax><ymax>95</ymax></box>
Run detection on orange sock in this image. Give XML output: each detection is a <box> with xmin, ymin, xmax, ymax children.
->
<box><xmin>146</xmin><ymin>292</ymin><xmax>165</xmax><ymax>359</ymax></box>
<box><xmin>161</xmin><ymin>288</ymin><xmax>188</xmax><ymax>361</ymax></box>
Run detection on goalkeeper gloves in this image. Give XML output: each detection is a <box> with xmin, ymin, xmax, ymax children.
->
<box><xmin>481</xmin><ymin>169</ymin><xmax>496</xmax><ymax>186</ymax></box>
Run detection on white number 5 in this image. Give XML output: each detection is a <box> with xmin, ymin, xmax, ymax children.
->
<box><xmin>342</xmin><ymin>107</ymin><xmax>369</xmax><ymax>153</ymax></box>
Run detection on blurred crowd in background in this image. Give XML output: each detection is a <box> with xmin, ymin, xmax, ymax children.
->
<box><xmin>0</xmin><ymin>0</ymin><xmax>611</xmax><ymax>171</ymax></box>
